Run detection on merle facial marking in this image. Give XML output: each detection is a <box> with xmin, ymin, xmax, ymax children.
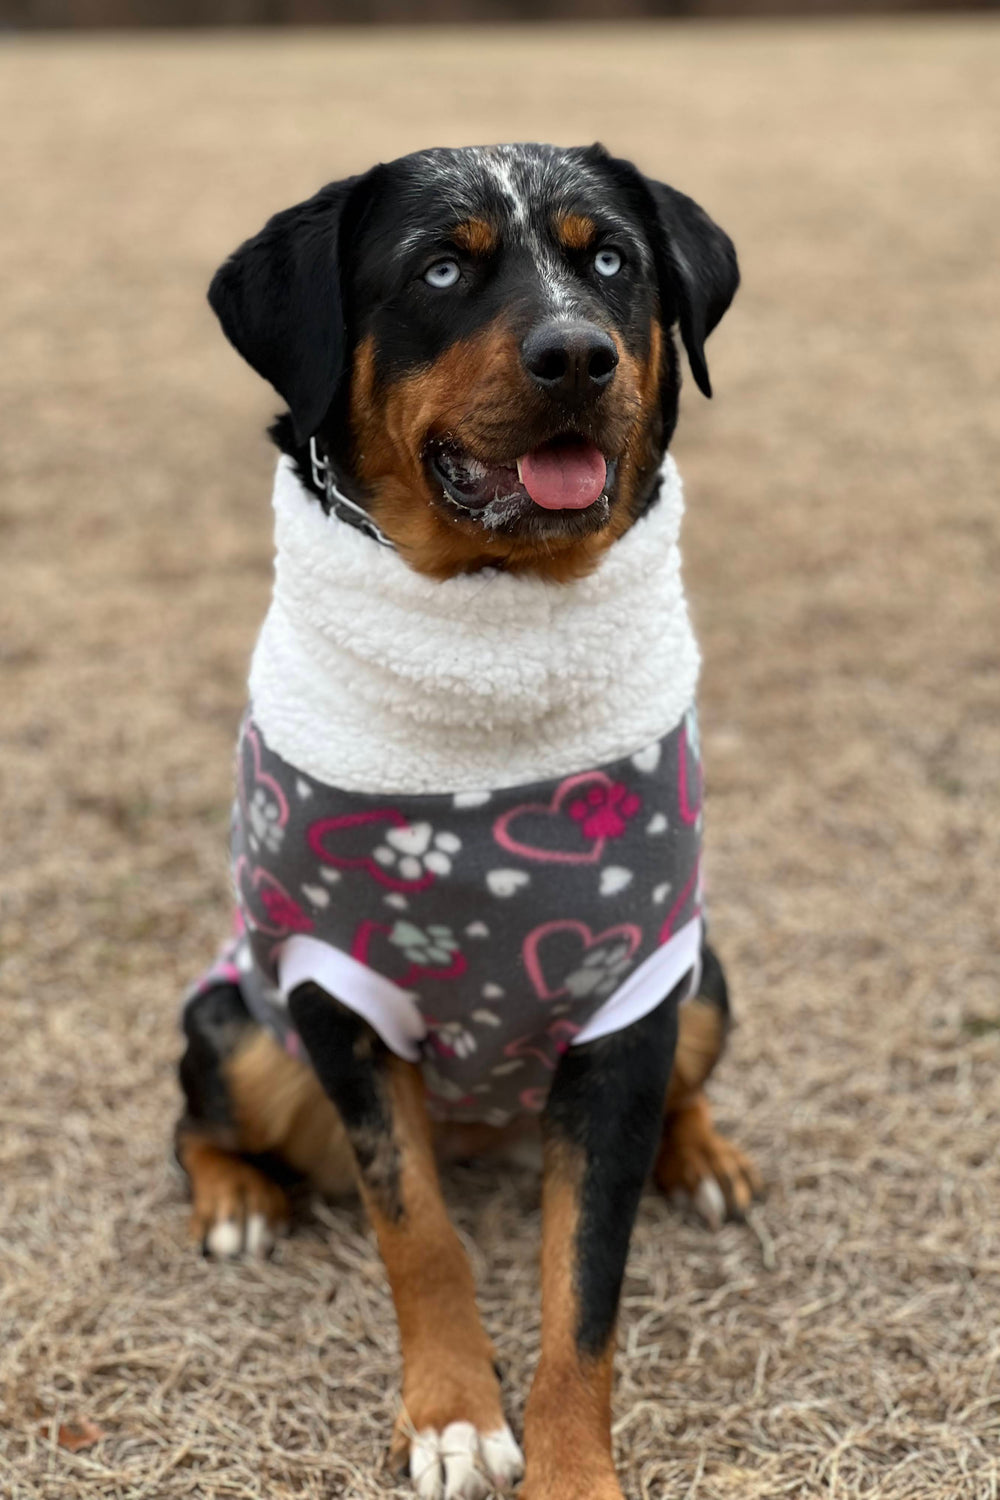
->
<box><xmin>208</xmin><ymin>142</ymin><xmax>738</xmax><ymax>579</ymax></box>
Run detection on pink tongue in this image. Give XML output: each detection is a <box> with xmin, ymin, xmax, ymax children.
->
<box><xmin>518</xmin><ymin>441</ymin><xmax>607</xmax><ymax>510</ymax></box>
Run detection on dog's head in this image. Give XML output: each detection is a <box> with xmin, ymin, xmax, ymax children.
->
<box><xmin>209</xmin><ymin>143</ymin><xmax>738</xmax><ymax>579</ymax></box>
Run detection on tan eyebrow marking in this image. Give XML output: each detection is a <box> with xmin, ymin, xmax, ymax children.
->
<box><xmin>553</xmin><ymin>213</ymin><xmax>597</xmax><ymax>251</ymax></box>
<box><xmin>452</xmin><ymin>218</ymin><xmax>498</xmax><ymax>256</ymax></box>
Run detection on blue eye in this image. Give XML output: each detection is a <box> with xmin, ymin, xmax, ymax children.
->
<box><xmin>424</xmin><ymin>259</ymin><xmax>461</xmax><ymax>289</ymax></box>
<box><xmin>594</xmin><ymin>248</ymin><xmax>622</xmax><ymax>278</ymax></box>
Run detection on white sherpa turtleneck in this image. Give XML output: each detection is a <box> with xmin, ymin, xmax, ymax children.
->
<box><xmin>248</xmin><ymin>454</ymin><xmax>700</xmax><ymax>795</ymax></box>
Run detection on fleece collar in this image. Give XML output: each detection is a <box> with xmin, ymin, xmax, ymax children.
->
<box><xmin>247</xmin><ymin>454</ymin><xmax>700</xmax><ymax>796</ymax></box>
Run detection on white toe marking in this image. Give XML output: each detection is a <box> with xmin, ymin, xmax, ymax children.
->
<box><xmin>244</xmin><ymin>1212</ymin><xmax>274</xmax><ymax>1258</ymax></box>
<box><xmin>410</xmin><ymin>1420</ymin><xmax>523</xmax><ymax>1499</ymax></box>
<box><xmin>480</xmin><ymin>1424</ymin><xmax>525</xmax><ymax>1485</ymax></box>
<box><xmin>411</xmin><ymin>1428</ymin><xmax>444</xmax><ymax>1500</ymax></box>
<box><xmin>441</xmin><ymin>1422</ymin><xmax>487</xmax><ymax>1499</ymax></box>
<box><xmin>694</xmin><ymin>1175</ymin><xmax>726</xmax><ymax>1230</ymax></box>
<box><xmin>206</xmin><ymin>1219</ymin><xmax>242</xmax><ymax>1258</ymax></box>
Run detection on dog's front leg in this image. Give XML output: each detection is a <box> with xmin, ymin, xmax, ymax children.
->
<box><xmin>288</xmin><ymin>982</ymin><xmax>524</xmax><ymax>1499</ymax></box>
<box><xmin>521</xmin><ymin>996</ymin><xmax>680</xmax><ymax>1500</ymax></box>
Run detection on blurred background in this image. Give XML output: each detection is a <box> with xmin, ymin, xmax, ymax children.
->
<box><xmin>2</xmin><ymin>4</ymin><xmax>998</xmax><ymax>1500</ymax></box>
<box><xmin>3</xmin><ymin>0</ymin><xmax>997</xmax><ymax>23</ymax></box>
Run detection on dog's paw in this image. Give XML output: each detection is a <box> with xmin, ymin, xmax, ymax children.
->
<box><xmin>655</xmin><ymin>1092</ymin><xmax>762</xmax><ymax>1229</ymax></box>
<box><xmin>406</xmin><ymin>1420</ymin><xmax>524</xmax><ymax>1499</ymax></box>
<box><xmin>183</xmin><ymin>1141</ymin><xmax>290</xmax><ymax>1259</ymax></box>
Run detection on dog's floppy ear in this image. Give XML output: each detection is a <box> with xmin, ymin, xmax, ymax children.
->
<box><xmin>208</xmin><ymin>172</ymin><xmax>374</xmax><ymax>444</ymax></box>
<box><xmin>642</xmin><ymin>179</ymin><xmax>738</xmax><ymax>399</ymax></box>
<box><xmin>594</xmin><ymin>150</ymin><xmax>738</xmax><ymax>398</ymax></box>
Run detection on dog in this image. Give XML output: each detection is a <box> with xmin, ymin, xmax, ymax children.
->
<box><xmin>176</xmin><ymin>143</ymin><xmax>759</xmax><ymax>1500</ymax></box>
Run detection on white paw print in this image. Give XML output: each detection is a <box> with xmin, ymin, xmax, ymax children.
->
<box><xmin>248</xmin><ymin>788</ymin><xmax>285</xmax><ymax>853</ymax></box>
<box><xmin>431</xmin><ymin>1021</ymin><xmax>478</xmax><ymax>1059</ymax></box>
<box><xmin>563</xmin><ymin>940</ymin><xmax>634</xmax><ymax>1001</ymax></box>
<box><xmin>389</xmin><ymin>921</ymin><xmax>461</xmax><ymax>969</ymax></box>
<box><xmin>373</xmin><ymin>822</ymin><xmax>461</xmax><ymax>882</ymax></box>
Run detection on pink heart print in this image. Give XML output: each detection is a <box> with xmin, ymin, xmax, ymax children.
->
<box><xmin>240</xmin><ymin>722</ymin><xmax>289</xmax><ymax>828</ymax></box>
<box><xmin>350</xmin><ymin>919</ymin><xmax>467</xmax><ymax>988</ymax></box>
<box><xmin>678</xmin><ymin>720</ymin><xmax>702</xmax><ymax>826</ymax></box>
<box><xmin>522</xmin><ymin>920</ymin><xmax>643</xmax><ymax>1001</ymax></box>
<box><xmin>658</xmin><ymin>860</ymin><xmax>702</xmax><ymax>945</ymax></box>
<box><xmin>234</xmin><ymin>855</ymin><xmax>314</xmax><ymax>938</ymax></box>
<box><xmin>504</xmin><ymin>1018</ymin><xmax>581</xmax><ymax>1072</ymax></box>
<box><xmin>308</xmin><ymin>809</ymin><xmax>436</xmax><ymax>892</ymax></box>
<box><xmin>494</xmin><ymin>771</ymin><xmax>640</xmax><ymax>865</ymax></box>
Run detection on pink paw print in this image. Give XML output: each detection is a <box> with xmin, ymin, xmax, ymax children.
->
<box><xmin>569</xmin><ymin>782</ymin><xmax>641</xmax><ymax>841</ymax></box>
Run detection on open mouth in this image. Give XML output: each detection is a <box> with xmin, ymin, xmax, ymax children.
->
<box><xmin>429</xmin><ymin>435</ymin><xmax>617</xmax><ymax>523</ymax></box>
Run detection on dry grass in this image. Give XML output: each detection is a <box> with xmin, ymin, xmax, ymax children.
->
<box><xmin>2</xmin><ymin>17</ymin><xmax>1000</xmax><ymax>1499</ymax></box>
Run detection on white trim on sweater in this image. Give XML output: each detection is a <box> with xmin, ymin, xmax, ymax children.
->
<box><xmin>248</xmin><ymin>454</ymin><xmax>700</xmax><ymax>796</ymax></box>
<box><xmin>279</xmin><ymin>937</ymin><xmax>427</xmax><ymax>1062</ymax></box>
<box><xmin>278</xmin><ymin>915</ymin><xmax>702</xmax><ymax>1062</ymax></box>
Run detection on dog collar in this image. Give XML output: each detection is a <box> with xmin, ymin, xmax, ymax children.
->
<box><xmin>309</xmin><ymin>437</ymin><xmax>397</xmax><ymax>550</ymax></box>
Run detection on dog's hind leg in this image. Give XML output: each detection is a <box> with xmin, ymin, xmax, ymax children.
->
<box><xmin>175</xmin><ymin>983</ymin><xmax>293</xmax><ymax>1257</ymax></box>
<box><xmin>176</xmin><ymin>983</ymin><xmax>357</xmax><ymax>1257</ymax></box>
<box><xmin>287</xmin><ymin>981</ymin><xmax>524</xmax><ymax>1500</ymax></box>
<box><xmin>654</xmin><ymin>942</ymin><xmax>761</xmax><ymax>1226</ymax></box>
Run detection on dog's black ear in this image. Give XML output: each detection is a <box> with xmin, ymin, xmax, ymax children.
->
<box><xmin>593</xmin><ymin>149</ymin><xmax>738</xmax><ymax>398</ymax></box>
<box><xmin>208</xmin><ymin>172</ymin><xmax>373</xmax><ymax>445</ymax></box>
<box><xmin>642</xmin><ymin>179</ymin><xmax>739</xmax><ymax>398</ymax></box>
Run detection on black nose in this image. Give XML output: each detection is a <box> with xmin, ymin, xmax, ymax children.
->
<box><xmin>521</xmin><ymin>320</ymin><xmax>619</xmax><ymax>401</ymax></box>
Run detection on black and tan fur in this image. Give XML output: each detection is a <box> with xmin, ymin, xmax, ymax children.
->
<box><xmin>177</xmin><ymin>143</ymin><xmax>758</xmax><ymax>1500</ymax></box>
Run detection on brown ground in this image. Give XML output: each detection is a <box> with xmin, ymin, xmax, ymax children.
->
<box><xmin>2</xmin><ymin>18</ymin><xmax>999</xmax><ymax>1500</ymax></box>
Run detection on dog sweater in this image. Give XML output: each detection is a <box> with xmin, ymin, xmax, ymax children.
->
<box><xmin>189</xmin><ymin>454</ymin><xmax>705</xmax><ymax>1126</ymax></box>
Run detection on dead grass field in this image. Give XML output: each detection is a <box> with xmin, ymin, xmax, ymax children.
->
<box><xmin>2</xmin><ymin>17</ymin><xmax>999</xmax><ymax>1500</ymax></box>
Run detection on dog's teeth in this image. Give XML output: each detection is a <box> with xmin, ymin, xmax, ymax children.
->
<box><xmin>516</xmin><ymin>457</ymin><xmax>524</xmax><ymax>483</ymax></box>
